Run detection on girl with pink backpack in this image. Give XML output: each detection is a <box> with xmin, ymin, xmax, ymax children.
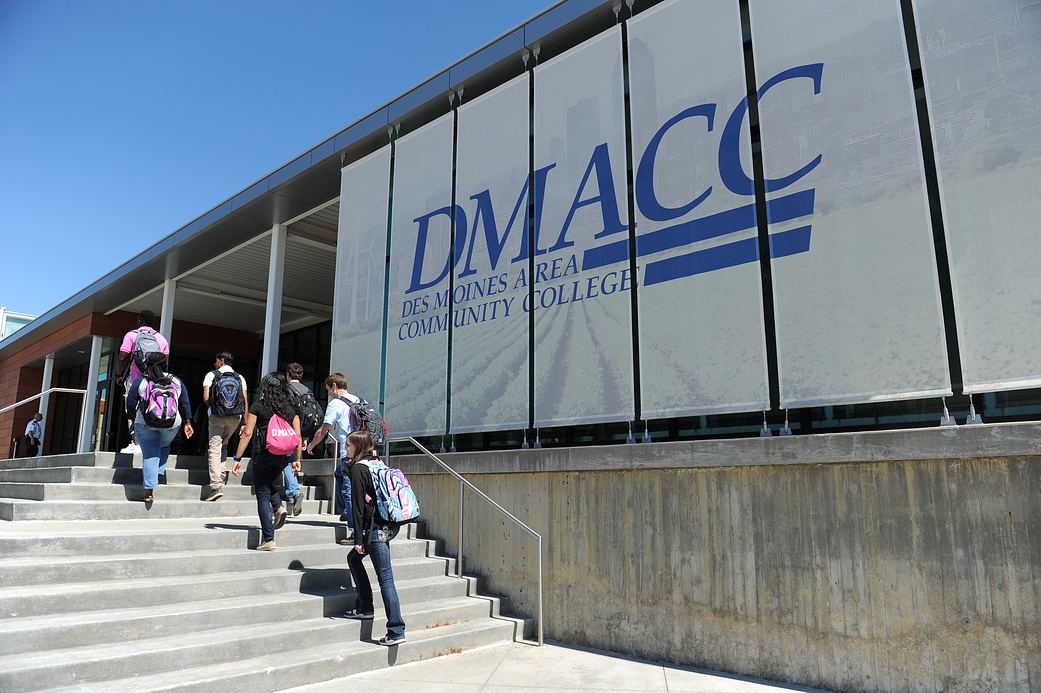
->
<box><xmin>231</xmin><ymin>373</ymin><xmax>302</xmax><ymax>550</ymax></box>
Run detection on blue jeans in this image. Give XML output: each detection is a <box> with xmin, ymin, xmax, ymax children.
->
<box><xmin>334</xmin><ymin>460</ymin><xmax>353</xmax><ymax>529</ymax></box>
<box><xmin>252</xmin><ymin>451</ymin><xmax>289</xmax><ymax>542</ymax></box>
<box><xmin>136</xmin><ymin>424</ymin><xmax>178</xmax><ymax>490</ymax></box>
<box><xmin>347</xmin><ymin>524</ymin><xmax>405</xmax><ymax>638</ymax></box>
<box><xmin>283</xmin><ymin>464</ymin><xmax>301</xmax><ymax>498</ymax></box>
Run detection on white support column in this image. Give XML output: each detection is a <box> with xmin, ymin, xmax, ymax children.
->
<box><xmin>261</xmin><ymin>224</ymin><xmax>287</xmax><ymax>376</ymax></box>
<box><xmin>160</xmin><ymin>278</ymin><xmax>177</xmax><ymax>346</ymax></box>
<box><xmin>79</xmin><ymin>335</ymin><xmax>103</xmax><ymax>453</ymax></box>
<box><xmin>38</xmin><ymin>354</ymin><xmax>55</xmax><ymax>456</ymax></box>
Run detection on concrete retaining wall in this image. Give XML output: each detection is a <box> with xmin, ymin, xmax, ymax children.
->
<box><xmin>392</xmin><ymin>423</ymin><xmax>1041</xmax><ymax>693</ymax></box>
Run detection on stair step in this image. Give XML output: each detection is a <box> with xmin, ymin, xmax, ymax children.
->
<box><xmin>0</xmin><ymin>584</ymin><xmax>512</xmax><ymax>693</ymax></box>
<box><xmin>0</xmin><ymin>454</ymin><xmax>528</xmax><ymax>691</ymax></box>
<box><xmin>41</xmin><ymin>619</ymin><xmax>522</xmax><ymax>693</ymax></box>
<box><xmin>0</xmin><ymin>589</ymin><xmax>498</xmax><ymax>657</ymax></box>
<box><xmin>0</xmin><ymin>523</ymin><xmax>350</xmax><ymax>557</ymax></box>
<box><xmin>0</xmin><ymin>533</ymin><xmax>439</xmax><ymax>586</ymax></box>
<box><xmin>0</xmin><ymin>498</ymin><xmax>339</xmax><ymax>522</ymax></box>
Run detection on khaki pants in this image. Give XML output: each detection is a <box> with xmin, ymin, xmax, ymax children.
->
<box><xmin>207</xmin><ymin>414</ymin><xmax>240</xmax><ymax>491</ymax></box>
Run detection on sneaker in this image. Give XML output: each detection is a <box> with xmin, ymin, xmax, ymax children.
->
<box><xmin>120</xmin><ymin>442</ymin><xmax>142</xmax><ymax>455</ymax></box>
<box><xmin>257</xmin><ymin>540</ymin><xmax>276</xmax><ymax>551</ymax></box>
<box><xmin>292</xmin><ymin>492</ymin><xmax>304</xmax><ymax>517</ymax></box>
<box><xmin>344</xmin><ymin>608</ymin><xmax>374</xmax><ymax>620</ymax></box>
<box><xmin>221</xmin><ymin>470</ymin><xmax>230</xmax><ymax>486</ymax></box>
<box><xmin>204</xmin><ymin>490</ymin><xmax>224</xmax><ymax>502</ymax></box>
<box><xmin>339</xmin><ymin>512</ymin><xmax>350</xmax><ymax>523</ymax></box>
<box><xmin>273</xmin><ymin>506</ymin><xmax>288</xmax><ymax>530</ymax></box>
<box><xmin>378</xmin><ymin>633</ymin><xmax>406</xmax><ymax>646</ymax></box>
<box><xmin>338</xmin><ymin>534</ymin><xmax>356</xmax><ymax>546</ymax></box>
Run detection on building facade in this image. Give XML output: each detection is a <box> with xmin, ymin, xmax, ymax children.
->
<box><xmin>7</xmin><ymin>0</ymin><xmax>1038</xmax><ymax>458</ymax></box>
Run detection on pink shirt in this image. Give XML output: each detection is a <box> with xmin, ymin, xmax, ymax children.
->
<box><xmin>120</xmin><ymin>327</ymin><xmax>170</xmax><ymax>381</ymax></box>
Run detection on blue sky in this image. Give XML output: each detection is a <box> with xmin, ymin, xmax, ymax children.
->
<box><xmin>0</xmin><ymin>0</ymin><xmax>551</xmax><ymax>317</ymax></box>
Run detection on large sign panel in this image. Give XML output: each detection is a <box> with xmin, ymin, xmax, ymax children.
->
<box><xmin>451</xmin><ymin>76</ymin><xmax>531</xmax><ymax>433</ymax></box>
<box><xmin>749</xmin><ymin>0</ymin><xmax>951</xmax><ymax>407</ymax></box>
<box><xmin>384</xmin><ymin>113</ymin><xmax>454</xmax><ymax>436</ymax></box>
<box><xmin>914</xmin><ymin>0</ymin><xmax>1041</xmax><ymax>393</ymax></box>
<box><xmin>532</xmin><ymin>26</ymin><xmax>636</xmax><ymax>427</ymax></box>
<box><xmin>331</xmin><ymin>146</ymin><xmax>390</xmax><ymax>400</ymax></box>
<box><xmin>627</xmin><ymin>0</ymin><xmax>770</xmax><ymax>418</ymax></box>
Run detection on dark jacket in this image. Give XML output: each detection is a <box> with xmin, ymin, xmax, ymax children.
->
<box><xmin>349</xmin><ymin>452</ymin><xmax>384</xmax><ymax>540</ymax></box>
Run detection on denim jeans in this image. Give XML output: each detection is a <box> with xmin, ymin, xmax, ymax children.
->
<box><xmin>252</xmin><ymin>451</ymin><xmax>289</xmax><ymax>542</ymax></box>
<box><xmin>347</xmin><ymin>524</ymin><xmax>405</xmax><ymax>638</ymax></box>
<box><xmin>136</xmin><ymin>424</ymin><xmax>178</xmax><ymax>489</ymax></box>
<box><xmin>333</xmin><ymin>460</ymin><xmax>353</xmax><ymax>530</ymax></box>
<box><xmin>283</xmin><ymin>464</ymin><xmax>301</xmax><ymax>499</ymax></box>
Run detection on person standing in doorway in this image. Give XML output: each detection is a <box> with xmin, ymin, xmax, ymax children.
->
<box><xmin>114</xmin><ymin>310</ymin><xmax>170</xmax><ymax>455</ymax></box>
<box><xmin>202</xmin><ymin>352</ymin><xmax>248</xmax><ymax>502</ymax></box>
<box><xmin>23</xmin><ymin>413</ymin><xmax>43</xmax><ymax>457</ymax></box>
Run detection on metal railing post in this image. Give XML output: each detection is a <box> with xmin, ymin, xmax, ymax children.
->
<box><xmin>458</xmin><ymin>481</ymin><xmax>464</xmax><ymax>578</ymax></box>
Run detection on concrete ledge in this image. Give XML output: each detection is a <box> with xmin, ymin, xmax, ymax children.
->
<box><xmin>388</xmin><ymin>421</ymin><xmax>1041</xmax><ymax>475</ymax></box>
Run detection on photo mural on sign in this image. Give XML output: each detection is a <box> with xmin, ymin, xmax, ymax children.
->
<box><xmin>532</xmin><ymin>26</ymin><xmax>636</xmax><ymax>428</ymax></box>
<box><xmin>450</xmin><ymin>75</ymin><xmax>531</xmax><ymax>434</ymax></box>
<box><xmin>332</xmin><ymin>146</ymin><xmax>391</xmax><ymax>402</ymax></box>
<box><xmin>354</xmin><ymin>0</ymin><xmax>964</xmax><ymax>437</ymax></box>
<box><xmin>385</xmin><ymin>113</ymin><xmax>454</xmax><ymax>437</ymax></box>
<box><xmin>914</xmin><ymin>0</ymin><xmax>1041</xmax><ymax>394</ymax></box>
<box><xmin>749</xmin><ymin>0</ymin><xmax>951</xmax><ymax>407</ymax></box>
<box><xmin>626</xmin><ymin>0</ymin><xmax>770</xmax><ymax>419</ymax></box>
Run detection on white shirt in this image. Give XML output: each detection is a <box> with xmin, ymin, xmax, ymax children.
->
<box><xmin>324</xmin><ymin>392</ymin><xmax>359</xmax><ymax>459</ymax></box>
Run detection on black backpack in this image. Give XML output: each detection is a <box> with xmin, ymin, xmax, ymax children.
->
<box><xmin>290</xmin><ymin>383</ymin><xmax>324</xmax><ymax>440</ymax></box>
<box><xmin>340</xmin><ymin>395</ymin><xmax>386</xmax><ymax>447</ymax></box>
<box><xmin>209</xmin><ymin>369</ymin><xmax>245</xmax><ymax>417</ymax></box>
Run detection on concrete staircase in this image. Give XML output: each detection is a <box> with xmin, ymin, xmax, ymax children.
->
<box><xmin>0</xmin><ymin>452</ymin><xmax>531</xmax><ymax>692</ymax></box>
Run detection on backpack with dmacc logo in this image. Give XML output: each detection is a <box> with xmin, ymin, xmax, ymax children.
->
<box><xmin>265</xmin><ymin>412</ymin><xmax>300</xmax><ymax>455</ymax></box>
<box><xmin>210</xmin><ymin>369</ymin><xmax>245</xmax><ymax>417</ymax></box>
<box><xmin>363</xmin><ymin>459</ymin><xmax>420</xmax><ymax>523</ymax></box>
<box><xmin>339</xmin><ymin>395</ymin><xmax>387</xmax><ymax>447</ymax></box>
<box><xmin>140</xmin><ymin>376</ymin><xmax>179</xmax><ymax>429</ymax></box>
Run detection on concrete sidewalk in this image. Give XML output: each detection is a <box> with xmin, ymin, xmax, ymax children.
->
<box><xmin>295</xmin><ymin>640</ymin><xmax>831</xmax><ymax>693</ymax></box>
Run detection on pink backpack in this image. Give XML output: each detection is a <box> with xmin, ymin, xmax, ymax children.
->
<box><xmin>265</xmin><ymin>413</ymin><xmax>299</xmax><ymax>455</ymax></box>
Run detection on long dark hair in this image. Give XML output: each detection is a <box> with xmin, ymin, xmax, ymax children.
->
<box><xmin>257</xmin><ymin>372</ymin><xmax>300</xmax><ymax>420</ymax></box>
<box><xmin>142</xmin><ymin>351</ymin><xmax>171</xmax><ymax>384</ymax></box>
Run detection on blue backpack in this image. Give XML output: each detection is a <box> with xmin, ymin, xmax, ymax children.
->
<box><xmin>210</xmin><ymin>370</ymin><xmax>245</xmax><ymax>417</ymax></box>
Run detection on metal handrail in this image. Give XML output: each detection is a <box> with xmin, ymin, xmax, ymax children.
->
<box><xmin>0</xmin><ymin>388</ymin><xmax>87</xmax><ymax>415</ymax></box>
<box><xmin>389</xmin><ymin>436</ymin><xmax>544</xmax><ymax>647</ymax></box>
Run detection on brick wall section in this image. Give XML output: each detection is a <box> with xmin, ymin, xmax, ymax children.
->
<box><xmin>0</xmin><ymin>315</ymin><xmax>93</xmax><ymax>460</ymax></box>
<box><xmin>0</xmin><ymin>312</ymin><xmax>260</xmax><ymax>460</ymax></box>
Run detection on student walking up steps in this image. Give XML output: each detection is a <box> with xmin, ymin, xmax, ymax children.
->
<box><xmin>231</xmin><ymin>373</ymin><xmax>302</xmax><ymax>551</ymax></box>
<box><xmin>343</xmin><ymin>430</ymin><xmax>406</xmax><ymax>645</ymax></box>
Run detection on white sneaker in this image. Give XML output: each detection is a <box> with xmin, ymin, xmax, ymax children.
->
<box><xmin>120</xmin><ymin>442</ymin><xmax>142</xmax><ymax>454</ymax></box>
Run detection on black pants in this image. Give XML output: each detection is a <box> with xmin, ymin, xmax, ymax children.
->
<box><xmin>24</xmin><ymin>440</ymin><xmax>39</xmax><ymax>457</ymax></box>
